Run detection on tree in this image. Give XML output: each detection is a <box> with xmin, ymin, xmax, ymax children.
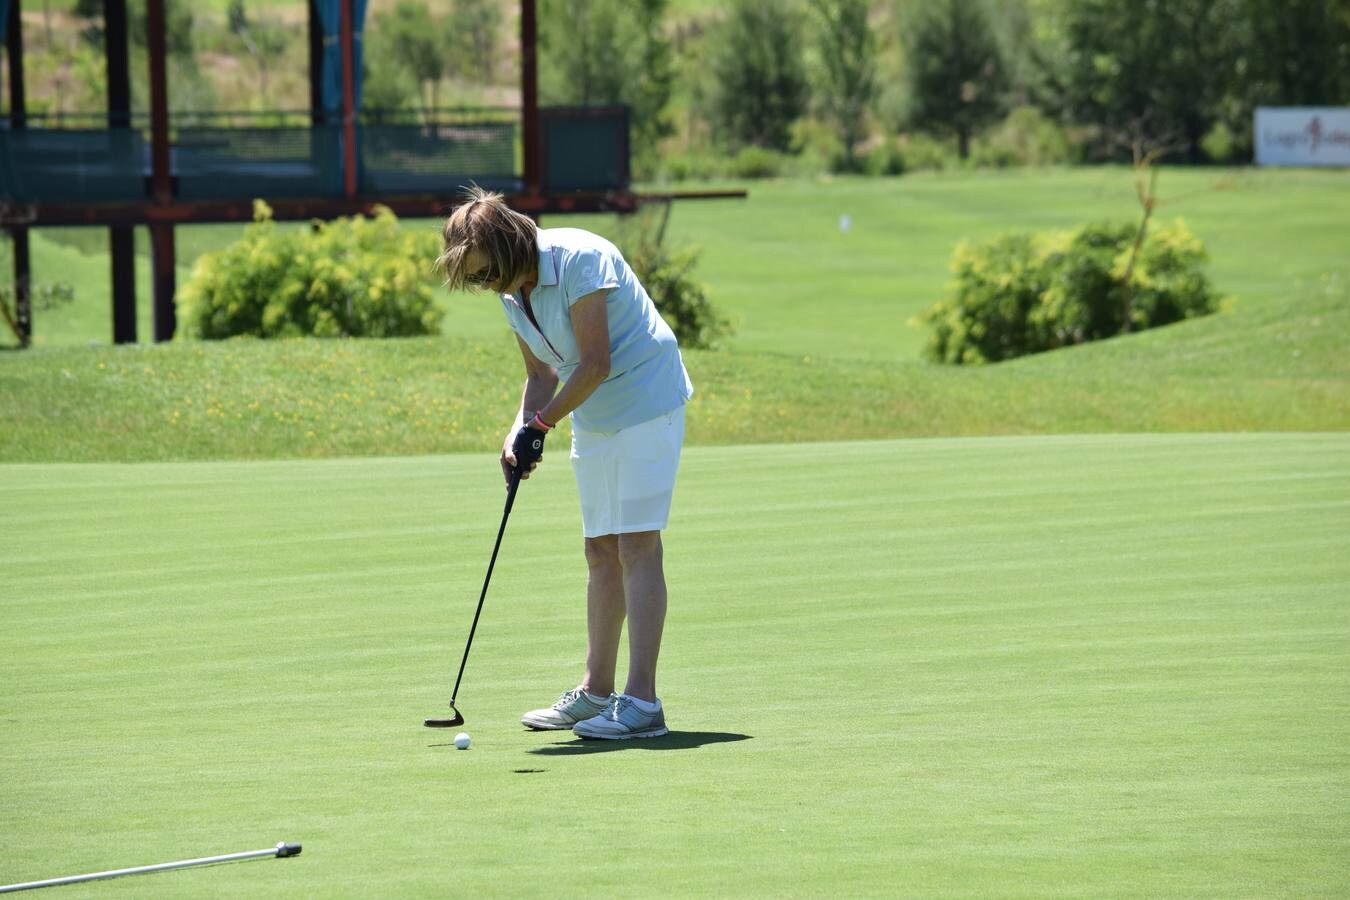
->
<box><xmin>362</xmin><ymin>50</ymin><xmax>421</xmax><ymax>116</ymax></box>
<box><xmin>448</xmin><ymin>0</ymin><xmax>503</xmax><ymax>82</ymax></box>
<box><xmin>1240</xmin><ymin>0</ymin><xmax>1350</xmax><ymax>106</ymax></box>
<box><xmin>1039</xmin><ymin>0</ymin><xmax>1348</xmax><ymax>161</ymax></box>
<box><xmin>539</xmin><ymin>0</ymin><xmax>676</xmax><ymax>178</ymax></box>
<box><xmin>380</xmin><ymin>0</ymin><xmax>451</xmax><ymax>117</ymax></box>
<box><xmin>129</xmin><ymin>0</ymin><xmax>196</xmax><ymax>61</ymax></box>
<box><xmin>125</xmin><ymin>0</ymin><xmax>212</xmax><ymax>113</ymax></box>
<box><xmin>975</xmin><ymin>0</ymin><xmax>1068</xmax><ymax>111</ymax></box>
<box><xmin>904</xmin><ymin>0</ymin><xmax>1008</xmax><ymax>158</ymax></box>
<box><xmin>709</xmin><ymin>0</ymin><xmax>809</xmax><ymax>152</ymax></box>
<box><xmin>807</xmin><ymin>0</ymin><xmax>878</xmax><ymax>171</ymax></box>
<box><xmin>1059</xmin><ymin>0</ymin><xmax>1246</xmax><ymax>161</ymax></box>
<box><xmin>628</xmin><ymin>0</ymin><xmax>678</xmax><ymax>170</ymax></box>
<box><xmin>227</xmin><ymin>0</ymin><xmax>290</xmax><ymax>109</ymax></box>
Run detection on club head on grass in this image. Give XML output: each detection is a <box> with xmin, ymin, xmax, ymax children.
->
<box><xmin>424</xmin><ymin>703</ymin><xmax>465</xmax><ymax>728</ymax></box>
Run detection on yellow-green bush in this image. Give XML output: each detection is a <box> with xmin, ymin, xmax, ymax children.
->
<box><xmin>180</xmin><ymin>201</ymin><xmax>443</xmax><ymax>339</ymax></box>
<box><xmin>918</xmin><ymin>220</ymin><xmax>1222</xmax><ymax>364</ymax></box>
<box><xmin>615</xmin><ymin>207</ymin><xmax>730</xmax><ymax>350</ymax></box>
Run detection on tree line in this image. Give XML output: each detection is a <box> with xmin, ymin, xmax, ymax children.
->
<box><xmin>532</xmin><ymin>0</ymin><xmax>1348</xmax><ymax>176</ymax></box>
<box><xmin>33</xmin><ymin>0</ymin><xmax>1350</xmax><ymax>176</ymax></box>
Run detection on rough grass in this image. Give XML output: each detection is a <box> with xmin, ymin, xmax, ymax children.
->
<box><xmin>20</xmin><ymin>167</ymin><xmax>1350</xmax><ymax>357</ymax></box>
<box><xmin>2</xmin><ymin>167</ymin><xmax>1345</xmax><ymax>463</ymax></box>
<box><xmin>554</xmin><ymin>167</ymin><xmax>1350</xmax><ymax>359</ymax></box>
<box><xmin>1</xmin><ymin>275</ymin><xmax>1345</xmax><ymax>462</ymax></box>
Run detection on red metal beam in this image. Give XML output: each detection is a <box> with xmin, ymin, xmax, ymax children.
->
<box><xmin>8</xmin><ymin>226</ymin><xmax>31</xmax><ymax>347</ymax></box>
<box><xmin>150</xmin><ymin>223</ymin><xmax>176</xmax><ymax>341</ymax></box>
<box><xmin>107</xmin><ymin>0</ymin><xmax>135</xmax><ymax>344</ymax></box>
<box><xmin>521</xmin><ymin>0</ymin><xmax>540</xmax><ymax>196</ymax></box>
<box><xmin>0</xmin><ymin>192</ymin><xmax>644</xmax><ymax>228</ymax></box>
<box><xmin>110</xmin><ymin>227</ymin><xmax>137</xmax><ymax>344</ymax></box>
<box><xmin>6</xmin><ymin>0</ymin><xmax>25</xmax><ymax>126</ymax></box>
<box><xmin>308</xmin><ymin>0</ymin><xmax>324</xmax><ymax>124</ymax></box>
<box><xmin>105</xmin><ymin>0</ymin><xmax>130</xmax><ymax>127</ymax></box>
<box><xmin>145</xmin><ymin>0</ymin><xmax>174</xmax><ymax>341</ymax></box>
<box><xmin>635</xmin><ymin>190</ymin><xmax>749</xmax><ymax>202</ymax></box>
<box><xmin>146</xmin><ymin>0</ymin><xmax>172</xmax><ymax>204</ymax></box>
<box><xmin>6</xmin><ymin>2</ymin><xmax>28</xmax><ymax>346</ymax></box>
<box><xmin>0</xmin><ymin>189</ymin><xmax>752</xmax><ymax>229</ymax></box>
<box><xmin>339</xmin><ymin>0</ymin><xmax>357</xmax><ymax>197</ymax></box>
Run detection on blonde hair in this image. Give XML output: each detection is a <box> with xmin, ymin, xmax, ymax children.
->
<box><xmin>435</xmin><ymin>186</ymin><xmax>538</xmax><ymax>292</ymax></box>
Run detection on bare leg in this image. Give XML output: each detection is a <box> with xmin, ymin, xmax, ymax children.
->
<box><xmin>582</xmin><ymin>535</ymin><xmax>624</xmax><ymax>697</ymax></box>
<box><xmin>617</xmin><ymin>531</ymin><xmax>667</xmax><ymax>702</ymax></box>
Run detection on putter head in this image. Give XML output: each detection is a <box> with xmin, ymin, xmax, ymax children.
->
<box><xmin>423</xmin><ymin>703</ymin><xmax>465</xmax><ymax>728</ymax></box>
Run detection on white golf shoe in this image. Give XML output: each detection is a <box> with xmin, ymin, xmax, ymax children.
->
<box><xmin>521</xmin><ymin>687</ymin><xmax>613</xmax><ymax>730</ymax></box>
<box><xmin>573</xmin><ymin>694</ymin><xmax>668</xmax><ymax>740</ymax></box>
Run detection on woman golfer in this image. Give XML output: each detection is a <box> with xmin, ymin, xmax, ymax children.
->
<box><xmin>436</xmin><ymin>187</ymin><xmax>692</xmax><ymax>740</ymax></box>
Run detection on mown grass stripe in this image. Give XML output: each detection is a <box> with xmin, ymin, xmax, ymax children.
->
<box><xmin>3</xmin><ymin>433</ymin><xmax>1346</xmax><ymax>896</ymax></box>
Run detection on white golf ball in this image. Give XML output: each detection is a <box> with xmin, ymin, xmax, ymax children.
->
<box><xmin>454</xmin><ymin>732</ymin><xmax>471</xmax><ymax>750</ymax></box>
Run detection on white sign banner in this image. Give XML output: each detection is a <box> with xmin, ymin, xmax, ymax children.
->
<box><xmin>1254</xmin><ymin>107</ymin><xmax>1350</xmax><ymax>167</ymax></box>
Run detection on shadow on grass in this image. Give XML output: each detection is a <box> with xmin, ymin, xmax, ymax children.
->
<box><xmin>526</xmin><ymin>731</ymin><xmax>752</xmax><ymax>755</ymax></box>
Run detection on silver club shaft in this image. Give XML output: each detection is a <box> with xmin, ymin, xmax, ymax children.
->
<box><xmin>0</xmin><ymin>842</ymin><xmax>301</xmax><ymax>893</ymax></box>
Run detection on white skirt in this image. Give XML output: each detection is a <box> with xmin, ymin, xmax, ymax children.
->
<box><xmin>570</xmin><ymin>405</ymin><xmax>685</xmax><ymax>538</ymax></box>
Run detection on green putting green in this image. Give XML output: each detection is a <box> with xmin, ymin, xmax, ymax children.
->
<box><xmin>3</xmin><ymin>433</ymin><xmax>1346</xmax><ymax>895</ymax></box>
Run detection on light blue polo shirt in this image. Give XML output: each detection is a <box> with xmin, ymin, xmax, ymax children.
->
<box><xmin>499</xmin><ymin>228</ymin><xmax>693</xmax><ymax>433</ymax></box>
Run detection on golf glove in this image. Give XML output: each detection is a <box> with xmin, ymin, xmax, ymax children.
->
<box><xmin>511</xmin><ymin>423</ymin><xmax>547</xmax><ymax>472</ymax></box>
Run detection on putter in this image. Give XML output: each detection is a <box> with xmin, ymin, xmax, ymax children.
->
<box><xmin>0</xmin><ymin>842</ymin><xmax>300</xmax><ymax>893</ymax></box>
<box><xmin>425</xmin><ymin>467</ymin><xmax>522</xmax><ymax>728</ymax></box>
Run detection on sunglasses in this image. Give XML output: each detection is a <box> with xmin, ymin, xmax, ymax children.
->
<box><xmin>465</xmin><ymin>264</ymin><xmax>498</xmax><ymax>288</ymax></box>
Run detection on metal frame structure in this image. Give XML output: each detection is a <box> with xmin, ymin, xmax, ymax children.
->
<box><xmin>0</xmin><ymin>0</ymin><xmax>742</xmax><ymax>345</ymax></box>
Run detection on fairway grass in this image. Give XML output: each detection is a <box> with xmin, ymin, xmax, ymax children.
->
<box><xmin>3</xmin><ymin>434</ymin><xmax>1347</xmax><ymax>896</ymax></box>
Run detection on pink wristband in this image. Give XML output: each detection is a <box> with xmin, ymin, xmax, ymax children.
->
<box><xmin>530</xmin><ymin>413</ymin><xmax>553</xmax><ymax>432</ymax></box>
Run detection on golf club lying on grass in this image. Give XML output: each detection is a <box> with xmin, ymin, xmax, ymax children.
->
<box><xmin>425</xmin><ymin>468</ymin><xmax>522</xmax><ymax>728</ymax></box>
<box><xmin>0</xmin><ymin>842</ymin><xmax>301</xmax><ymax>893</ymax></box>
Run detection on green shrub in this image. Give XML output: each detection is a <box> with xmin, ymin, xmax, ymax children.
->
<box><xmin>615</xmin><ymin>206</ymin><xmax>731</xmax><ymax>350</ymax></box>
<box><xmin>790</xmin><ymin>118</ymin><xmax>847</xmax><ymax>173</ymax></box>
<box><xmin>970</xmin><ymin>106</ymin><xmax>1079</xmax><ymax>169</ymax></box>
<box><xmin>0</xmin><ymin>280</ymin><xmax>75</xmax><ymax>314</ymax></box>
<box><xmin>897</xmin><ymin>132</ymin><xmax>959</xmax><ymax>172</ymax></box>
<box><xmin>658</xmin><ymin>151</ymin><xmax>725</xmax><ymax>182</ymax></box>
<box><xmin>1201</xmin><ymin>121</ymin><xmax>1238</xmax><ymax>163</ymax></box>
<box><xmin>729</xmin><ymin>145</ymin><xmax>788</xmax><ymax>179</ymax></box>
<box><xmin>1</xmin><ymin>281</ymin><xmax>75</xmax><ymax>345</ymax></box>
<box><xmin>864</xmin><ymin>136</ymin><xmax>907</xmax><ymax>176</ymax></box>
<box><xmin>180</xmin><ymin>201</ymin><xmax>443</xmax><ymax>340</ymax></box>
<box><xmin>919</xmin><ymin>220</ymin><xmax>1221</xmax><ymax>364</ymax></box>
<box><xmin>656</xmin><ymin>146</ymin><xmax>803</xmax><ymax>182</ymax></box>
